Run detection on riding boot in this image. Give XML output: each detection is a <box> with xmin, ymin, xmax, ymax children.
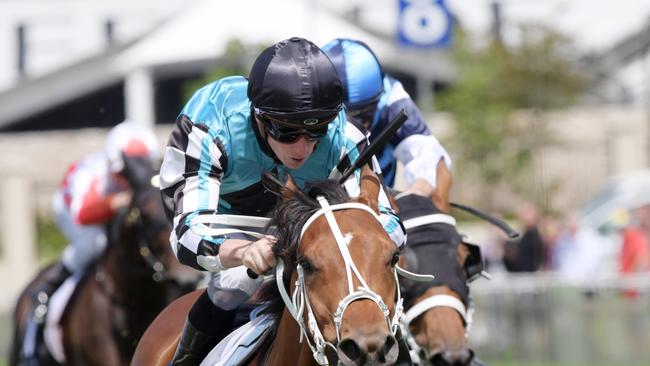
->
<box><xmin>171</xmin><ymin>291</ymin><xmax>238</xmax><ymax>365</ymax></box>
<box><xmin>34</xmin><ymin>262</ymin><xmax>72</xmax><ymax>323</ymax></box>
<box><xmin>170</xmin><ymin>319</ymin><xmax>218</xmax><ymax>366</ymax></box>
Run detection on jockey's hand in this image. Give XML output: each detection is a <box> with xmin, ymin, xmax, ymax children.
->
<box><xmin>242</xmin><ymin>235</ymin><xmax>277</xmax><ymax>275</ymax></box>
<box><xmin>109</xmin><ymin>191</ymin><xmax>132</xmax><ymax>211</ymax></box>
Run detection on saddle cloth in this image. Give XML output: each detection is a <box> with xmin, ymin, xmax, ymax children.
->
<box><xmin>200</xmin><ymin>307</ymin><xmax>274</xmax><ymax>366</ymax></box>
<box><xmin>43</xmin><ymin>275</ymin><xmax>80</xmax><ymax>363</ymax></box>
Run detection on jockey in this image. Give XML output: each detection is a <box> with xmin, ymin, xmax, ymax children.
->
<box><xmin>43</xmin><ymin>121</ymin><xmax>160</xmax><ymax>307</ymax></box>
<box><xmin>160</xmin><ymin>37</ymin><xmax>406</xmax><ymax>365</ymax></box>
<box><xmin>322</xmin><ymin>38</ymin><xmax>453</xmax><ymax>212</ymax></box>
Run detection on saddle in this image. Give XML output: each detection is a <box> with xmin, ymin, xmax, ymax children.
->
<box><xmin>200</xmin><ymin>306</ymin><xmax>275</xmax><ymax>366</ymax></box>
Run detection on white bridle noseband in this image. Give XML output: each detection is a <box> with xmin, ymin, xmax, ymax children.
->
<box><xmin>276</xmin><ymin>196</ymin><xmax>403</xmax><ymax>365</ymax></box>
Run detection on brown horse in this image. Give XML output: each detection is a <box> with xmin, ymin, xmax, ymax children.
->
<box><xmin>10</xmin><ymin>157</ymin><xmax>197</xmax><ymax>366</ymax></box>
<box><xmin>395</xmin><ymin>192</ymin><xmax>487</xmax><ymax>366</ymax></box>
<box><xmin>133</xmin><ymin>167</ymin><xmax>406</xmax><ymax>366</ymax></box>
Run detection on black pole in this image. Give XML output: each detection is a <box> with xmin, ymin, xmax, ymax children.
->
<box><xmin>491</xmin><ymin>1</ymin><xmax>502</xmax><ymax>44</ymax></box>
<box><xmin>16</xmin><ymin>24</ymin><xmax>26</xmax><ymax>77</ymax></box>
<box><xmin>105</xmin><ymin>19</ymin><xmax>114</xmax><ymax>46</ymax></box>
<box><xmin>338</xmin><ymin>109</ymin><xmax>409</xmax><ymax>184</ymax></box>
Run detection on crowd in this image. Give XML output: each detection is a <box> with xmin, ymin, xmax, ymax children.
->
<box><xmin>483</xmin><ymin>201</ymin><xmax>650</xmax><ymax>282</ymax></box>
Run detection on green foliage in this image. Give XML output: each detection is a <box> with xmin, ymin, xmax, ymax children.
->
<box><xmin>182</xmin><ymin>38</ymin><xmax>266</xmax><ymax>102</ymax></box>
<box><xmin>36</xmin><ymin>215</ymin><xmax>66</xmax><ymax>265</ymax></box>
<box><xmin>436</xmin><ymin>25</ymin><xmax>585</xmax><ymax>209</ymax></box>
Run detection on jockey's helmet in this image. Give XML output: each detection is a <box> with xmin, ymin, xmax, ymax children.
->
<box><xmin>322</xmin><ymin>38</ymin><xmax>384</xmax><ymax>111</ymax></box>
<box><xmin>248</xmin><ymin>37</ymin><xmax>342</xmax><ymax>131</ymax></box>
<box><xmin>104</xmin><ymin>120</ymin><xmax>160</xmax><ymax>173</ymax></box>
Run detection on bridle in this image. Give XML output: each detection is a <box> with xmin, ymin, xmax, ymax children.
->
<box><xmin>107</xmin><ymin>187</ymin><xmax>171</xmax><ymax>284</ymax></box>
<box><xmin>275</xmin><ymin>196</ymin><xmax>403</xmax><ymax>365</ymax></box>
<box><xmin>122</xmin><ymin>205</ymin><xmax>170</xmax><ymax>282</ymax></box>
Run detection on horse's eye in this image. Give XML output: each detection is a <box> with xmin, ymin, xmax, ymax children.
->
<box><xmin>390</xmin><ymin>252</ymin><xmax>400</xmax><ymax>267</ymax></box>
<box><xmin>297</xmin><ymin>257</ymin><xmax>315</xmax><ymax>276</ymax></box>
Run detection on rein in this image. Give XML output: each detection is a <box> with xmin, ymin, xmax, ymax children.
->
<box><xmin>121</xmin><ymin>206</ymin><xmax>170</xmax><ymax>282</ymax></box>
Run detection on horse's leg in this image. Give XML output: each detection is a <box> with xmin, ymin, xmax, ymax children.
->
<box><xmin>131</xmin><ymin>289</ymin><xmax>203</xmax><ymax>366</ymax></box>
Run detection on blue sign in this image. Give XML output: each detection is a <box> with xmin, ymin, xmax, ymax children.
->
<box><xmin>398</xmin><ymin>0</ymin><xmax>453</xmax><ymax>48</ymax></box>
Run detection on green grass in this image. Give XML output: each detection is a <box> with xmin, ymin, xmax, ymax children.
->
<box><xmin>35</xmin><ymin>215</ymin><xmax>66</xmax><ymax>264</ymax></box>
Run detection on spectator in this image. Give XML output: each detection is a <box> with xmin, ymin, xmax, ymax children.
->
<box><xmin>618</xmin><ymin>205</ymin><xmax>650</xmax><ymax>299</ymax></box>
<box><xmin>553</xmin><ymin>214</ymin><xmax>607</xmax><ymax>281</ymax></box>
<box><xmin>503</xmin><ymin>202</ymin><xmax>545</xmax><ymax>272</ymax></box>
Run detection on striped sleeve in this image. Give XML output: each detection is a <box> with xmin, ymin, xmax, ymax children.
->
<box><xmin>334</xmin><ymin>121</ymin><xmax>406</xmax><ymax>248</ymax></box>
<box><xmin>159</xmin><ymin>114</ymin><xmax>229</xmax><ymax>270</ymax></box>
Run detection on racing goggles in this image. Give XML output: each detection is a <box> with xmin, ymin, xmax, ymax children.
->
<box><xmin>347</xmin><ymin>102</ymin><xmax>378</xmax><ymax>125</ymax></box>
<box><xmin>256</xmin><ymin>109</ymin><xmax>335</xmax><ymax>143</ymax></box>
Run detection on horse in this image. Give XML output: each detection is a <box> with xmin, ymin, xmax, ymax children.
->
<box><xmin>132</xmin><ymin>166</ymin><xmax>409</xmax><ymax>366</ymax></box>
<box><xmin>10</xmin><ymin>156</ymin><xmax>198</xmax><ymax>366</ymax></box>
<box><xmin>395</xmin><ymin>192</ymin><xmax>487</xmax><ymax>366</ymax></box>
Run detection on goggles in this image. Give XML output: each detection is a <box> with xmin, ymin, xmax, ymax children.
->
<box><xmin>347</xmin><ymin>102</ymin><xmax>378</xmax><ymax>125</ymax></box>
<box><xmin>255</xmin><ymin>108</ymin><xmax>336</xmax><ymax>144</ymax></box>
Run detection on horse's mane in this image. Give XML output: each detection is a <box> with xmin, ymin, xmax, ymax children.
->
<box><xmin>257</xmin><ymin>178</ymin><xmax>350</xmax><ymax>319</ymax></box>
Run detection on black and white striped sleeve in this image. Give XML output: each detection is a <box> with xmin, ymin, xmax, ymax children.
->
<box><xmin>159</xmin><ymin>114</ymin><xmax>229</xmax><ymax>270</ymax></box>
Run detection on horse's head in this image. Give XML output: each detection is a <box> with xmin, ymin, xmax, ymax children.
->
<box><xmin>111</xmin><ymin>156</ymin><xmax>198</xmax><ymax>288</ymax></box>
<box><xmin>397</xmin><ymin>193</ymin><xmax>486</xmax><ymax>366</ymax></box>
<box><xmin>266</xmin><ymin>166</ymin><xmax>402</xmax><ymax>365</ymax></box>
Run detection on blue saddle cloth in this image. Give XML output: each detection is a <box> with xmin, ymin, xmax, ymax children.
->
<box><xmin>200</xmin><ymin>307</ymin><xmax>274</xmax><ymax>366</ymax></box>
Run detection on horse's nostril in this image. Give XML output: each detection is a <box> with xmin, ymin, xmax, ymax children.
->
<box><xmin>431</xmin><ymin>347</ymin><xmax>474</xmax><ymax>366</ymax></box>
<box><xmin>338</xmin><ymin>338</ymin><xmax>364</xmax><ymax>365</ymax></box>
<box><xmin>338</xmin><ymin>335</ymin><xmax>399</xmax><ymax>365</ymax></box>
<box><xmin>432</xmin><ymin>348</ymin><xmax>474</xmax><ymax>366</ymax></box>
<box><xmin>379</xmin><ymin>335</ymin><xmax>399</xmax><ymax>364</ymax></box>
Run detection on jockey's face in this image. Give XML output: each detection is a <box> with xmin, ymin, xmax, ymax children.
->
<box><xmin>266</xmin><ymin>130</ymin><xmax>319</xmax><ymax>170</ymax></box>
<box><xmin>256</xmin><ymin>118</ymin><xmax>319</xmax><ymax>170</ymax></box>
<box><xmin>347</xmin><ymin>102</ymin><xmax>378</xmax><ymax>130</ymax></box>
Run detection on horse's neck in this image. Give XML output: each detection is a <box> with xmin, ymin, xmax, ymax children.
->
<box><xmin>262</xmin><ymin>309</ymin><xmax>318</xmax><ymax>366</ymax></box>
<box><xmin>103</xmin><ymin>242</ymin><xmax>162</xmax><ymax>306</ymax></box>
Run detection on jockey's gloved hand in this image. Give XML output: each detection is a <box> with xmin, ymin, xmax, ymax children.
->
<box><xmin>110</xmin><ymin>191</ymin><xmax>133</xmax><ymax>211</ymax></box>
<box><xmin>242</xmin><ymin>235</ymin><xmax>277</xmax><ymax>276</ymax></box>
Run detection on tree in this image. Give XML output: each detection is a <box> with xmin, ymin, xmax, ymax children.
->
<box><xmin>183</xmin><ymin>38</ymin><xmax>266</xmax><ymax>101</ymax></box>
<box><xmin>436</xmin><ymin>24</ymin><xmax>585</xmax><ymax>210</ymax></box>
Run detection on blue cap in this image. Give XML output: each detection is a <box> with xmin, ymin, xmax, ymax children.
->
<box><xmin>322</xmin><ymin>39</ymin><xmax>384</xmax><ymax>109</ymax></box>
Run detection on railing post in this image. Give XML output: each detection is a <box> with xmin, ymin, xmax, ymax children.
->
<box><xmin>0</xmin><ymin>176</ymin><xmax>38</xmax><ymax>310</ymax></box>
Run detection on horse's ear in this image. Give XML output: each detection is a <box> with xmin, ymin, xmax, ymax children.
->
<box><xmin>282</xmin><ymin>174</ymin><xmax>299</xmax><ymax>200</ymax></box>
<box><xmin>357</xmin><ymin>165</ymin><xmax>380</xmax><ymax>213</ymax></box>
